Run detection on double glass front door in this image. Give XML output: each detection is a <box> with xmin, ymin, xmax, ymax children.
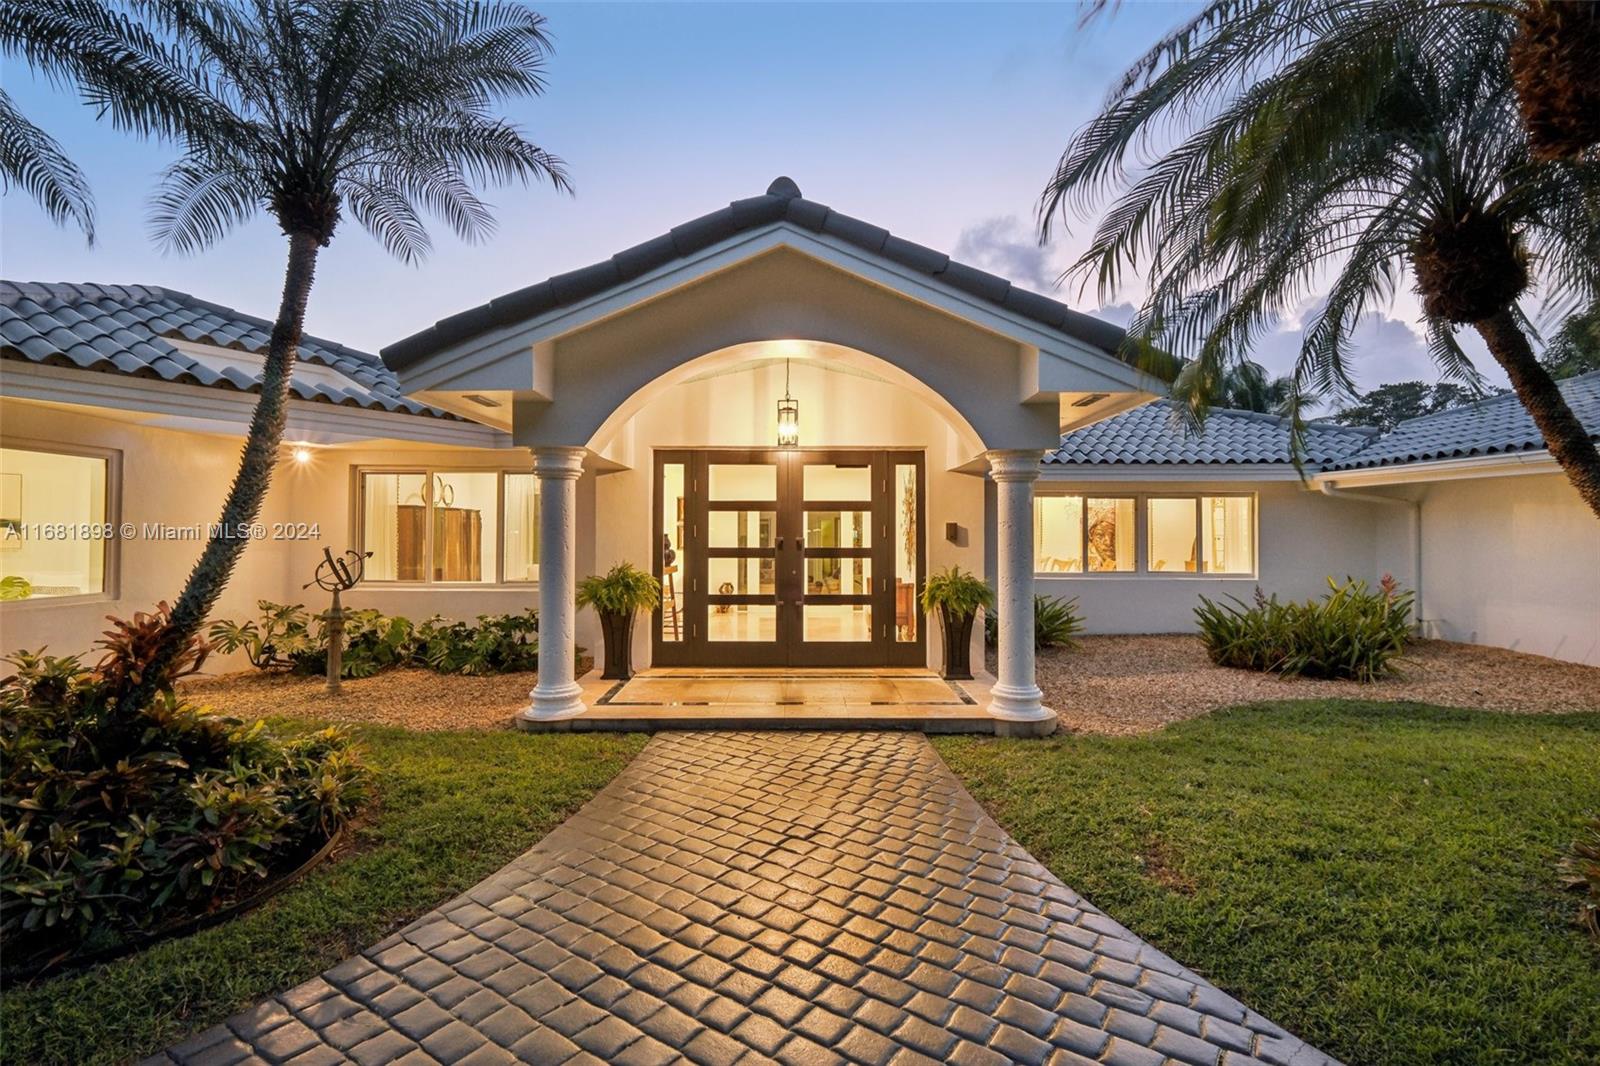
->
<box><xmin>654</xmin><ymin>450</ymin><xmax>925</xmax><ymax>667</ymax></box>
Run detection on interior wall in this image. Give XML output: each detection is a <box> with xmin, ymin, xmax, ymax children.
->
<box><xmin>1414</xmin><ymin>472</ymin><xmax>1599</xmax><ymax>665</ymax></box>
<box><xmin>585</xmin><ymin>362</ymin><xmax>987</xmax><ymax>670</ymax></box>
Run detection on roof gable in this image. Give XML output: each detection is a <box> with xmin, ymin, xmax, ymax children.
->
<box><xmin>382</xmin><ymin>176</ymin><xmax>1130</xmax><ymax>372</ymax></box>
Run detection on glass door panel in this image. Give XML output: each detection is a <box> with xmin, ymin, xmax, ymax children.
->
<box><xmin>804</xmin><ymin>510</ymin><xmax>871</xmax><ymax>548</ymax></box>
<box><xmin>802</xmin><ymin>463</ymin><xmax>872</xmax><ymax>501</ymax></box>
<box><xmin>708</xmin><ymin>463</ymin><xmax>777</xmax><ymax>500</ymax></box>
<box><xmin>893</xmin><ymin>463</ymin><xmax>918</xmax><ymax>643</ymax></box>
<box><xmin>804</xmin><ymin>603</ymin><xmax>873</xmax><ymax>642</ymax></box>
<box><xmin>708</xmin><ymin>509</ymin><xmax>775</xmax><ymax>548</ymax></box>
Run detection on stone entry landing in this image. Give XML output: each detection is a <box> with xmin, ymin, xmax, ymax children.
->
<box><xmin>519</xmin><ymin>670</ymin><xmax>1002</xmax><ymax>733</ymax></box>
<box><xmin>150</xmin><ymin>731</ymin><xmax>1338</xmax><ymax>1066</ymax></box>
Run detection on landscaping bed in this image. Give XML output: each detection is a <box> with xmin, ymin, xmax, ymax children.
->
<box><xmin>180</xmin><ymin>656</ymin><xmax>591</xmax><ymax>732</ymax></box>
<box><xmin>1024</xmin><ymin>635</ymin><xmax>1599</xmax><ymax>735</ymax></box>
<box><xmin>0</xmin><ymin>723</ymin><xmax>646</xmax><ymax>1066</ymax></box>
<box><xmin>934</xmin><ymin>701</ymin><xmax>1600</xmax><ymax>1066</ymax></box>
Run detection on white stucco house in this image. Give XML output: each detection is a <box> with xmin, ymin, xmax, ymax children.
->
<box><xmin>3</xmin><ymin>178</ymin><xmax>1597</xmax><ymax>734</ymax></box>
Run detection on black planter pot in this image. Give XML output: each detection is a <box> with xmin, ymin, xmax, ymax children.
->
<box><xmin>598</xmin><ymin>610</ymin><xmax>637</xmax><ymax>681</ymax></box>
<box><xmin>938</xmin><ymin>607</ymin><xmax>976</xmax><ymax>680</ymax></box>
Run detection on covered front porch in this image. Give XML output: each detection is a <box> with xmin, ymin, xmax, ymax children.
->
<box><xmin>381</xmin><ymin>177</ymin><xmax>1161</xmax><ymax>736</ymax></box>
<box><xmin>517</xmin><ymin>667</ymin><xmax>1000</xmax><ymax>733</ymax></box>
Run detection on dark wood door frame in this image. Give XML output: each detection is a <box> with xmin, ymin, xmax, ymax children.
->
<box><xmin>651</xmin><ymin>448</ymin><xmax>925</xmax><ymax>668</ymax></box>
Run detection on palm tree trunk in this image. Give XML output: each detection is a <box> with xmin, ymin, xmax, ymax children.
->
<box><xmin>1474</xmin><ymin>308</ymin><xmax>1600</xmax><ymax>518</ymax></box>
<box><xmin>118</xmin><ymin>231</ymin><xmax>321</xmax><ymax>715</ymax></box>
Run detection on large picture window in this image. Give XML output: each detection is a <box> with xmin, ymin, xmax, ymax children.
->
<box><xmin>1034</xmin><ymin>492</ymin><xmax>1255</xmax><ymax>576</ymax></box>
<box><xmin>359</xmin><ymin>469</ymin><xmax>538</xmax><ymax>584</ymax></box>
<box><xmin>0</xmin><ymin>444</ymin><xmax>113</xmax><ymax>600</ymax></box>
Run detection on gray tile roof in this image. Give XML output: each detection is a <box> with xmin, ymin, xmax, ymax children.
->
<box><xmin>382</xmin><ymin>176</ymin><xmax>1131</xmax><ymax>371</ymax></box>
<box><xmin>1326</xmin><ymin>370</ymin><xmax>1600</xmax><ymax>470</ymax></box>
<box><xmin>1051</xmin><ymin>372</ymin><xmax>1600</xmax><ymax>473</ymax></box>
<box><xmin>1048</xmin><ymin>400</ymin><xmax>1377</xmax><ymax>466</ymax></box>
<box><xmin>1</xmin><ymin>280</ymin><xmax>453</xmax><ymax>419</ymax></box>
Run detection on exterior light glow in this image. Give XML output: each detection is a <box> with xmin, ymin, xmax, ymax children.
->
<box><xmin>292</xmin><ymin>446</ymin><xmax>313</xmax><ymax>465</ymax></box>
<box><xmin>776</xmin><ymin>359</ymin><xmax>800</xmax><ymax>447</ymax></box>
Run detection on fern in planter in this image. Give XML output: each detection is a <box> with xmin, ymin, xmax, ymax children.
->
<box><xmin>577</xmin><ymin>563</ymin><xmax>661</xmax><ymax>681</ymax></box>
<box><xmin>921</xmin><ymin>567</ymin><xmax>994</xmax><ymax>680</ymax></box>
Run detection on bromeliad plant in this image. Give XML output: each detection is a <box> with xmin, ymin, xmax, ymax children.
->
<box><xmin>922</xmin><ymin>567</ymin><xmax>995</xmax><ymax>681</ymax></box>
<box><xmin>1033</xmin><ymin>594</ymin><xmax>1085</xmax><ymax>651</ymax></box>
<box><xmin>1195</xmin><ymin>575</ymin><xmax>1414</xmax><ymax>681</ymax></box>
<box><xmin>577</xmin><ymin>564</ymin><xmax>661</xmax><ymax>681</ymax></box>
<box><xmin>0</xmin><ymin>638</ymin><xmax>371</xmax><ymax>961</ymax></box>
<box><xmin>985</xmin><ymin>593</ymin><xmax>1086</xmax><ymax>651</ymax></box>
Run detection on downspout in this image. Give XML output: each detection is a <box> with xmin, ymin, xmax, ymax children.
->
<box><xmin>1317</xmin><ymin>482</ymin><xmax>1424</xmax><ymax>635</ymax></box>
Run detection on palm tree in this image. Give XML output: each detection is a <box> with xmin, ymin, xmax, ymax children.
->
<box><xmin>2</xmin><ymin>1</ymin><xmax>569</xmax><ymax>710</ymax></box>
<box><xmin>0</xmin><ymin>87</ymin><xmax>93</xmax><ymax>240</ymax></box>
<box><xmin>1041</xmin><ymin>6</ymin><xmax>1600</xmax><ymax>516</ymax></box>
<box><xmin>1175</xmin><ymin>358</ymin><xmax>1295</xmax><ymax>415</ymax></box>
<box><xmin>1081</xmin><ymin>0</ymin><xmax>1598</xmax><ymax>161</ymax></box>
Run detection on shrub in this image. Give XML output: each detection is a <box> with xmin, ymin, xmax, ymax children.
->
<box><xmin>1034</xmin><ymin>594</ymin><xmax>1084</xmax><ymax>650</ymax></box>
<box><xmin>209</xmin><ymin>602</ymin><xmax>539</xmax><ymax>677</ymax></box>
<box><xmin>414</xmin><ymin>611</ymin><xmax>539</xmax><ymax>675</ymax></box>
<box><xmin>0</xmin><ymin>641</ymin><xmax>371</xmax><ymax>960</ymax></box>
<box><xmin>1561</xmin><ymin>815</ymin><xmax>1600</xmax><ymax>942</ymax></box>
<box><xmin>1195</xmin><ymin>575</ymin><xmax>1413</xmax><ymax>681</ymax></box>
<box><xmin>985</xmin><ymin>594</ymin><xmax>1086</xmax><ymax>650</ymax></box>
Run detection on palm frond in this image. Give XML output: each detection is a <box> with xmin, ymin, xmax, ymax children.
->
<box><xmin>0</xmin><ymin>88</ymin><xmax>94</xmax><ymax>241</ymax></box>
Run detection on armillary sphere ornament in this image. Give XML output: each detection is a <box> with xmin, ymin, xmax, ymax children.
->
<box><xmin>302</xmin><ymin>548</ymin><xmax>372</xmax><ymax>694</ymax></box>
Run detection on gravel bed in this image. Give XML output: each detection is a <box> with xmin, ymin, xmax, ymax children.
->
<box><xmin>180</xmin><ymin>661</ymin><xmax>589</xmax><ymax>732</ymax></box>
<box><xmin>1022</xmin><ymin>635</ymin><xmax>1600</xmax><ymax>735</ymax></box>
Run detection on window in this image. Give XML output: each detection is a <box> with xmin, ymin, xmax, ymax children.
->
<box><xmin>1147</xmin><ymin>498</ymin><xmax>1198</xmax><ymax>573</ymax></box>
<box><xmin>359</xmin><ymin>469</ymin><xmax>538</xmax><ymax>584</ymax></box>
<box><xmin>1201</xmin><ymin>495</ymin><xmax>1255</xmax><ymax>574</ymax></box>
<box><xmin>1034</xmin><ymin>493</ymin><xmax>1254</xmax><ymax>576</ymax></box>
<box><xmin>1034</xmin><ymin>496</ymin><xmax>1134</xmax><ymax>573</ymax></box>
<box><xmin>0</xmin><ymin>445</ymin><xmax>112</xmax><ymax>600</ymax></box>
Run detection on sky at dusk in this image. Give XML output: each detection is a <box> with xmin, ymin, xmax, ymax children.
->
<box><xmin>1</xmin><ymin>1</ymin><xmax>1497</xmax><ymax>395</ymax></box>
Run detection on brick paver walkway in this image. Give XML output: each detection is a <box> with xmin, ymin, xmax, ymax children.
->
<box><xmin>148</xmin><ymin>732</ymin><xmax>1338</xmax><ymax>1066</ymax></box>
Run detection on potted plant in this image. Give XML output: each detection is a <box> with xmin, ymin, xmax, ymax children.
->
<box><xmin>921</xmin><ymin>566</ymin><xmax>994</xmax><ymax>680</ymax></box>
<box><xmin>577</xmin><ymin>563</ymin><xmax>662</xmax><ymax>681</ymax></box>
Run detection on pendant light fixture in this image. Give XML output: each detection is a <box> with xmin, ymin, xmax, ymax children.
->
<box><xmin>776</xmin><ymin>358</ymin><xmax>800</xmax><ymax>447</ymax></box>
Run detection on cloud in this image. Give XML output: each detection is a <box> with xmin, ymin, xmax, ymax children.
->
<box><xmin>1089</xmin><ymin>301</ymin><xmax>1137</xmax><ymax>328</ymax></box>
<box><xmin>952</xmin><ymin>216</ymin><xmax>1060</xmax><ymax>293</ymax></box>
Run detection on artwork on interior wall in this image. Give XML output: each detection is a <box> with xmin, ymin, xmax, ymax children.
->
<box><xmin>0</xmin><ymin>472</ymin><xmax>20</xmax><ymax>552</ymax></box>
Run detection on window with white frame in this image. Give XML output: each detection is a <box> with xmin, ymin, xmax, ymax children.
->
<box><xmin>358</xmin><ymin>469</ymin><xmax>538</xmax><ymax>584</ymax></box>
<box><xmin>1033</xmin><ymin>493</ymin><xmax>1255</xmax><ymax>576</ymax></box>
<box><xmin>1033</xmin><ymin>496</ymin><xmax>1135</xmax><ymax>573</ymax></box>
<box><xmin>0</xmin><ymin>444</ymin><xmax>112</xmax><ymax>599</ymax></box>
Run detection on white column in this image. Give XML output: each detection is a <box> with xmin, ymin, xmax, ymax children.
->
<box><xmin>521</xmin><ymin>447</ymin><xmax>587</xmax><ymax>722</ymax></box>
<box><xmin>986</xmin><ymin>449</ymin><xmax>1055</xmax><ymax>736</ymax></box>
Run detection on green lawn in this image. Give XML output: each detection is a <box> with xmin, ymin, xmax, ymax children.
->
<box><xmin>934</xmin><ymin>701</ymin><xmax>1600</xmax><ymax>1066</ymax></box>
<box><xmin>1</xmin><ymin>726</ymin><xmax>647</xmax><ymax>1066</ymax></box>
